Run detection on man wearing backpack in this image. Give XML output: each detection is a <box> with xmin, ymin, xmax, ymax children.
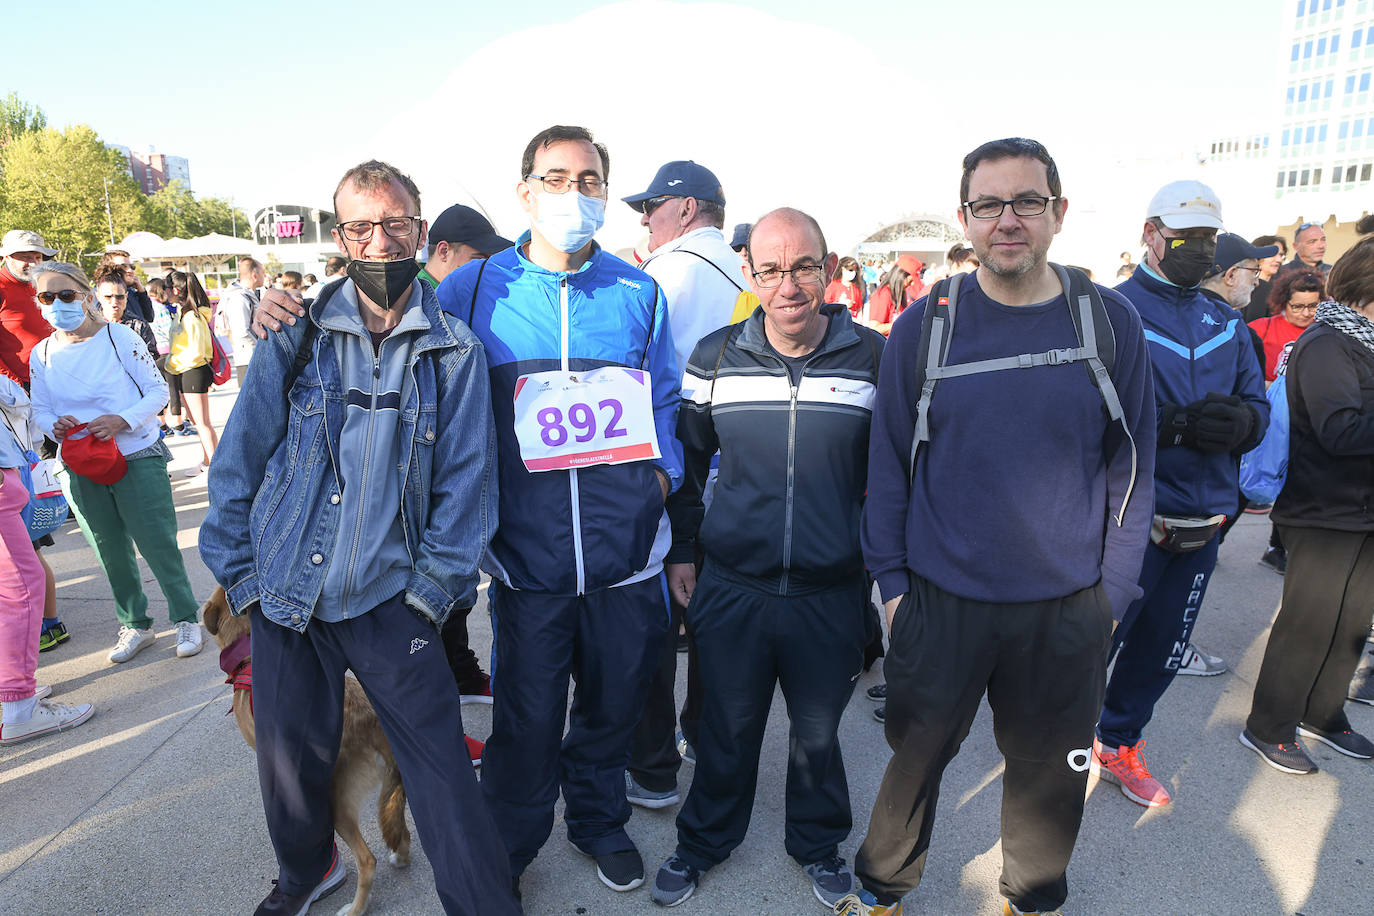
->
<box><xmin>837</xmin><ymin>138</ymin><xmax>1156</xmax><ymax>916</ymax></box>
<box><xmin>1091</xmin><ymin>181</ymin><xmax>1268</xmax><ymax>809</ymax></box>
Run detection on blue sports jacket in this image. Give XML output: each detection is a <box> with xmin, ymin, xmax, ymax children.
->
<box><xmin>1116</xmin><ymin>266</ymin><xmax>1268</xmax><ymax>517</ymax></box>
<box><xmin>437</xmin><ymin>234</ymin><xmax>683</xmax><ymax>597</ymax></box>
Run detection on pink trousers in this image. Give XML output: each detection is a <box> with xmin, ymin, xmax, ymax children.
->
<box><xmin>0</xmin><ymin>467</ymin><xmax>45</xmax><ymax>702</ymax></box>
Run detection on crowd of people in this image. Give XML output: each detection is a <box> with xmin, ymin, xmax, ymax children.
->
<box><xmin>1</xmin><ymin>125</ymin><xmax>1372</xmax><ymax>916</ymax></box>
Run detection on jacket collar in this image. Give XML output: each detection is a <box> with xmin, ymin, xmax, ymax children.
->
<box><xmin>735</xmin><ymin>302</ymin><xmax>860</xmax><ymax>358</ymax></box>
<box><xmin>512</xmin><ymin>230</ymin><xmax>603</xmax><ymax>281</ymax></box>
<box><xmin>309</xmin><ymin>276</ymin><xmax>460</xmax><ymax>355</ymax></box>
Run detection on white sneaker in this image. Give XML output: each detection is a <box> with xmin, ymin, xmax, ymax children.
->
<box><xmin>108</xmin><ymin>626</ymin><xmax>157</xmax><ymax>664</ymax></box>
<box><xmin>33</xmin><ymin>684</ymin><xmax>51</xmax><ymax>701</ymax></box>
<box><xmin>1177</xmin><ymin>642</ymin><xmax>1227</xmax><ymax>677</ymax></box>
<box><xmin>176</xmin><ymin>620</ymin><xmax>204</xmax><ymax>658</ymax></box>
<box><xmin>0</xmin><ymin>700</ymin><xmax>95</xmax><ymax>745</ymax></box>
<box><xmin>184</xmin><ymin>463</ymin><xmax>206</xmax><ymax>478</ymax></box>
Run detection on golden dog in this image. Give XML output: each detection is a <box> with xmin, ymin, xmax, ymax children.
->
<box><xmin>202</xmin><ymin>587</ymin><xmax>411</xmax><ymax>916</ymax></box>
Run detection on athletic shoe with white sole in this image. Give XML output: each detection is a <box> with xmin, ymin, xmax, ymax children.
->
<box><xmin>1298</xmin><ymin>722</ymin><xmax>1374</xmax><ymax>759</ymax></box>
<box><xmin>1349</xmin><ymin>663</ymin><xmax>1374</xmax><ymax>706</ymax></box>
<box><xmin>34</xmin><ymin>684</ymin><xmax>51</xmax><ymax>701</ymax></box>
<box><xmin>252</xmin><ymin>845</ymin><xmax>347</xmax><ymax>915</ymax></box>
<box><xmin>1091</xmin><ymin>737</ymin><xmax>1171</xmax><ymax>807</ymax></box>
<box><xmin>573</xmin><ymin>843</ymin><xmax>645</xmax><ymax>892</ymax></box>
<box><xmin>176</xmin><ymin>621</ymin><xmax>204</xmax><ymax>658</ymax></box>
<box><xmin>650</xmin><ymin>854</ymin><xmax>701</xmax><ymax>907</ymax></box>
<box><xmin>804</xmin><ymin>856</ymin><xmax>857</xmax><ymax>907</ymax></box>
<box><xmin>626</xmin><ymin>770</ymin><xmax>680</xmax><ymax>809</ymax></box>
<box><xmin>1239</xmin><ymin>728</ymin><xmax>1317</xmax><ymax>774</ymax></box>
<box><xmin>1176</xmin><ymin>642</ymin><xmax>1227</xmax><ymax>676</ymax></box>
<box><xmin>0</xmin><ymin>700</ymin><xmax>94</xmax><ymax>745</ymax></box>
<box><xmin>866</xmin><ymin>683</ymin><xmax>887</xmax><ymax>701</ymax></box>
<box><xmin>108</xmin><ymin>626</ymin><xmax>156</xmax><ymax>664</ymax></box>
<box><xmin>833</xmin><ymin>890</ymin><xmax>903</xmax><ymax>915</ymax></box>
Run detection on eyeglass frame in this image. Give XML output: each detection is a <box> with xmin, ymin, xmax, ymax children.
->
<box><xmin>962</xmin><ymin>195</ymin><xmax>1061</xmax><ymax>220</ymax></box>
<box><xmin>642</xmin><ymin>195</ymin><xmax>680</xmax><ymax>217</ymax></box>
<box><xmin>36</xmin><ymin>289</ymin><xmax>86</xmax><ymax>305</ymax></box>
<box><xmin>751</xmin><ymin>263</ymin><xmax>826</xmax><ymax>289</ymax></box>
<box><xmin>336</xmin><ymin>216</ymin><xmax>423</xmax><ymax>242</ymax></box>
<box><xmin>524</xmin><ymin>173</ymin><xmax>609</xmax><ymax>196</ymax></box>
<box><xmin>1287</xmin><ymin>300</ymin><xmax>1320</xmax><ymax>312</ymax></box>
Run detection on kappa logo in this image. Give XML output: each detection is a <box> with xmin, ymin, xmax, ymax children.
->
<box><xmin>1201</xmin><ymin>313</ymin><xmax>1220</xmax><ymax>327</ymax></box>
<box><xmin>409</xmin><ymin>637</ymin><xmax>429</xmax><ymax>655</ymax></box>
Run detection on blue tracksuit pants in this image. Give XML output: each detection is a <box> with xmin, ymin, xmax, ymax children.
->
<box><xmin>1097</xmin><ymin>539</ymin><xmax>1220</xmax><ymax>748</ymax></box>
<box><xmin>481</xmin><ymin>576</ymin><xmax>670</xmax><ymax>876</ymax></box>
<box><xmin>249</xmin><ymin>592</ymin><xmax>518</xmax><ymax>915</ymax></box>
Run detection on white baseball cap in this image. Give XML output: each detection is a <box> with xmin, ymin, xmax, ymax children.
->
<box><xmin>1146</xmin><ymin>180</ymin><xmax>1224</xmax><ymax>231</ymax></box>
<box><xmin>0</xmin><ymin>229</ymin><xmax>57</xmax><ymax>258</ymax></box>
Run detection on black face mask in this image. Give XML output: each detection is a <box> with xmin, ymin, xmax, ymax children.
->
<box><xmin>347</xmin><ymin>258</ymin><xmax>421</xmax><ymax>310</ymax></box>
<box><xmin>1157</xmin><ymin>234</ymin><xmax>1217</xmax><ymax>288</ymax></box>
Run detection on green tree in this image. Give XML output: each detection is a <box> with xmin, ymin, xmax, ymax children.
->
<box><xmin>145</xmin><ymin>181</ymin><xmax>249</xmax><ymax>238</ymax></box>
<box><xmin>0</xmin><ymin>93</ymin><xmax>46</xmax><ymax>151</ymax></box>
<box><xmin>0</xmin><ymin>124</ymin><xmax>146</xmax><ymax>267</ymax></box>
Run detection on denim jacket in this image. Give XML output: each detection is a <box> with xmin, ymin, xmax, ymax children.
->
<box><xmin>199</xmin><ymin>280</ymin><xmax>498</xmax><ymax>632</ymax></box>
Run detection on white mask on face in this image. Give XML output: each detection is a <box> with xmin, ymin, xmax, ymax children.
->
<box><xmin>533</xmin><ymin>190</ymin><xmax>606</xmax><ymax>253</ymax></box>
<box><xmin>841</xmin><ymin>269</ymin><xmax>857</xmax><ymax>283</ymax></box>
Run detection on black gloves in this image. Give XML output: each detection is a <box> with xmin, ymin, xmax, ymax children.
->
<box><xmin>1159</xmin><ymin>393</ymin><xmax>1257</xmax><ymax>454</ymax></box>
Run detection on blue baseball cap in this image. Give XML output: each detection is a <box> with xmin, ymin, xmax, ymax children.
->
<box><xmin>622</xmin><ymin>161</ymin><xmax>726</xmax><ymax>211</ymax></box>
<box><xmin>1212</xmin><ymin>232</ymin><xmax>1279</xmax><ymax>274</ymax></box>
<box><xmin>729</xmin><ymin>223</ymin><xmax>752</xmax><ymax>251</ymax></box>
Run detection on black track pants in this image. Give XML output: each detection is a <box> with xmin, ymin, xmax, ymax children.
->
<box><xmin>854</xmin><ymin>574</ymin><xmax>1112</xmax><ymax>913</ymax></box>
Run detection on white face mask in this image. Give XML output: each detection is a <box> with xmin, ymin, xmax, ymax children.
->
<box><xmin>841</xmin><ymin>269</ymin><xmax>857</xmax><ymax>283</ymax></box>
<box><xmin>533</xmin><ymin>190</ymin><xmax>606</xmax><ymax>253</ymax></box>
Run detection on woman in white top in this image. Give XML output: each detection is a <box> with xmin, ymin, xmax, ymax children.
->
<box><xmin>28</xmin><ymin>262</ymin><xmax>202</xmax><ymax>664</ymax></box>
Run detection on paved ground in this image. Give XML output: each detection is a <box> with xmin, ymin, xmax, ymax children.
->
<box><xmin>2</xmin><ymin>382</ymin><xmax>1371</xmax><ymax>915</ymax></box>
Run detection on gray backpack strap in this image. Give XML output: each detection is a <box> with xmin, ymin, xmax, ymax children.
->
<box><xmin>908</xmin><ymin>274</ymin><xmax>961</xmax><ymax>480</ymax></box>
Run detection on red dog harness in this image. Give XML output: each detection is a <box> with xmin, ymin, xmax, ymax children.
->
<box><xmin>219</xmin><ymin>634</ymin><xmax>253</xmax><ymax>714</ymax></box>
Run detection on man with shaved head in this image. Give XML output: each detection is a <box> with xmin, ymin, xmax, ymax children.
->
<box><xmin>649</xmin><ymin>208</ymin><xmax>886</xmax><ymax>910</ymax></box>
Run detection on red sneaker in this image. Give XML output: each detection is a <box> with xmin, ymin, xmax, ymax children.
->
<box><xmin>1091</xmin><ymin>737</ymin><xmax>1171</xmax><ymax>807</ymax></box>
<box><xmin>460</xmin><ymin>673</ymin><xmax>493</xmax><ymax>706</ymax></box>
<box><xmin>465</xmin><ymin>735</ymin><xmax>484</xmax><ymax>769</ymax></box>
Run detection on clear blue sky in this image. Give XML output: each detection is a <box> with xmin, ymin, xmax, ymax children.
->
<box><xmin>6</xmin><ymin>0</ymin><xmax>1287</xmax><ymax>264</ymax></box>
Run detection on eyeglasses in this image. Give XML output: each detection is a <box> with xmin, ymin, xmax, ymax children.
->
<box><xmin>963</xmin><ymin>196</ymin><xmax>1060</xmax><ymax>220</ymax></box>
<box><xmin>1231</xmin><ymin>266</ymin><xmax>1261</xmax><ymax>275</ymax></box>
<box><xmin>525</xmin><ymin>174</ymin><xmax>607</xmax><ymax>196</ymax></box>
<box><xmin>100</xmin><ymin>293</ymin><xmax>128</xmax><ymax>300</ymax></box>
<box><xmin>752</xmin><ymin>264</ymin><xmax>825</xmax><ymax>288</ymax></box>
<box><xmin>1288</xmin><ymin>302</ymin><xmax>1320</xmax><ymax>312</ymax></box>
<box><xmin>642</xmin><ymin>195</ymin><xmax>679</xmax><ymax>216</ymax></box>
<box><xmin>337</xmin><ymin>216</ymin><xmax>421</xmax><ymax>242</ymax></box>
<box><xmin>37</xmin><ymin>290</ymin><xmax>84</xmax><ymax>304</ymax></box>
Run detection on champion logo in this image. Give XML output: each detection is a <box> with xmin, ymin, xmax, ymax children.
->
<box><xmin>667</xmin><ymin>179</ymin><xmax>683</xmax><ymax>186</ymax></box>
<box><xmin>409</xmin><ymin>637</ymin><xmax>429</xmax><ymax>655</ymax></box>
<box><xmin>830</xmin><ymin>386</ymin><xmax>863</xmax><ymax>395</ymax></box>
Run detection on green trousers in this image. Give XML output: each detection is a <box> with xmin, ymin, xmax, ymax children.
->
<box><xmin>62</xmin><ymin>456</ymin><xmax>199</xmax><ymax>630</ymax></box>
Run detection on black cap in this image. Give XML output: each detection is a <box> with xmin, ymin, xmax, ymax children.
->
<box><xmin>429</xmin><ymin>205</ymin><xmax>512</xmax><ymax>256</ymax></box>
<box><xmin>729</xmin><ymin>223</ymin><xmax>752</xmax><ymax>251</ymax></box>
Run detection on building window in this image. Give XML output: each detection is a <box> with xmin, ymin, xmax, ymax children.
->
<box><xmin>1309</xmin><ymin>124</ymin><xmax>1319</xmax><ymax>142</ymax></box>
<box><xmin>1356</xmin><ymin>29</ymin><xmax>1365</xmax><ymax>48</ymax></box>
<box><xmin>1314</xmin><ymin>168</ymin><xmax>1324</xmax><ymax>184</ymax></box>
<box><xmin>1306</xmin><ymin>40</ymin><xmax>1314</xmax><ymax>58</ymax></box>
<box><xmin>1326</xmin><ymin>78</ymin><xmax>1335</xmax><ymax>96</ymax></box>
<box><xmin>1364</xmin><ymin>163</ymin><xmax>1373</xmax><ymax>180</ymax></box>
<box><xmin>1284</xmin><ymin>128</ymin><xmax>1293</xmax><ymax>146</ymax></box>
<box><xmin>1301</xmin><ymin>84</ymin><xmax>1310</xmax><ymax>102</ymax></box>
<box><xmin>1349</xmin><ymin>164</ymin><xmax>1359</xmax><ymax>180</ymax></box>
<box><xmin>1319</xmin><ymin>36</ymin><xmax>1329</xmax><ymax>55</ymax></box>
<box><xmin>1288</xmin><ymin>86</ymin><xmax>1297</xmax><ymax>103</ymax></box>
<box><xmin>1333</xmin><ymin>35</ymin><xmax>1341</xmax><ymax>54</ymax></box>
<box><xmin>1298</xmin><ymin>0</ymin><xmax>1306</xmax><ymax>13</ymax></box>
<box><xmin>1290</xmin><ymin>170</ymin><xmax>1300</xmax><ymax>186</ymax></box>
<box><xmin>1362</xmin><ymin>72</ymin><xmax>1372</xmax><ymax>90</ymax></box>
<box><xmin>1342</xmin><ymin>120</ymin><xmax>1351</xmax><ymax>138</ymax></box>
<box><xmin>1347</xmin><ymin>74</ymin><xmax>1357</xmax><ymax>91</ymax></box>
<box><xmin>1302</xmin><ymin>169</ymin><xmax>1311</xmax><ymax>185</ymax></box>
<box><xmin>1321</xmin><ymin>124</ymin><xmax>1330</xmax><ymax>140</ymax></box>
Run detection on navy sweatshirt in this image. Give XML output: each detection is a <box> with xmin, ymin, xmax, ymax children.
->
<box><xmin>862</xmin><ymin>272</ymin><xmax>1156</xmax><ymax>619</ymax></box>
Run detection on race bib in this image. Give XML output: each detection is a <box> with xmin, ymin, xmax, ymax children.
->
<box><xmin>513</xmin><ymin>367</ymin><xmax>661</xmax><ymax>472</ymax></box>
<box><xmin>30</xmin><ymin>458</ymin><xmax>61</xmax><ymax>498</ymax></box>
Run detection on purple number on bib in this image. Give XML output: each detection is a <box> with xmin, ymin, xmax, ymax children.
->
<box><xmin>537</xmin><ymin>407</ymin><xmax>566</xmax><ymax>446</ymax></box>
<box><xmin>600</xmin><ymin>399</ymin><xmax>627</xmax><ymax>438</ymax></box>
<box><xmin>569</xmin><ymin>402</ymin><xmax>597</xmax><ymax>442</ymax></box>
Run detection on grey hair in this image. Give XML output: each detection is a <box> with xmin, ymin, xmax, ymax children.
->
<box><xmin>31</xmin><ymin>261</ymin><xmax>92</xmax><ymax>292</ymax></box>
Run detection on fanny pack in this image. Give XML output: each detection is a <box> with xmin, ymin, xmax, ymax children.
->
<box><xmin>1150</xmin><ymin>514</ymin><xmax>1226</xmax><ymax>553</ymax></box>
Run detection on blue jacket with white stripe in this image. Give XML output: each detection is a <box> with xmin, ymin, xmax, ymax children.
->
<box><xmin>437</xmin><ymin>234</ymin><xmax>683</xmax><ymax>597</ymax></box>
<box><xmin>1117</xmin><ymin>265</ymin><xmax>1268</xmax><ymax>517</ymax></box>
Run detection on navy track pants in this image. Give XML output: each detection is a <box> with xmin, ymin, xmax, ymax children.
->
<box><xmin>674</xmin><ymin>564</ymin><xmax>867</xmax><ymax>872</ymax></box>
<box><xmin>1098</xmin><ymin>539</ymin><xmax>1220</xmax><ymax>748</ymax></box>
<box><xmin>481</xmin><ymin>576</ymin><xmax>670</xmax><ymax>876</ymax></box>
<box><xmin>250</xmin><ymin>593</ymin><xmax>518</xmax><ymax>915</ymax></box>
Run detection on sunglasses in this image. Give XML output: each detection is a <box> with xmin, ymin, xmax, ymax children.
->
<box><xmin>36</xmin><ymin>290</ymin><xmax>84</xmax><ymax>305</ymax></box>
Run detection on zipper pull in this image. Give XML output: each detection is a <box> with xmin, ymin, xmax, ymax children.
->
<box><xmin>373</xmin><ymin>356</ymin><xmax>381</xmax><ymax>379</ymax></box>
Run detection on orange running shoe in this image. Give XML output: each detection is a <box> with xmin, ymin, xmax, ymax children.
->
<box><xmin>1091</xmin><ymin>737</ymin><xmax>1171</xmax><ymax>807</ymax></box>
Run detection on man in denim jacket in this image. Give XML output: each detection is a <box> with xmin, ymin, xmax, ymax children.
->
<box><xmin>200</xmin><ymin>160</ymin><xmax>519</xmax><ymax>916</ymax></box>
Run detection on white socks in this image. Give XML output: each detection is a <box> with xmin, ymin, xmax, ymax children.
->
<box><xmin>2</xmin><ymin>694</ymin><xmax>38</xmax><ymax>725</ymax></box>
